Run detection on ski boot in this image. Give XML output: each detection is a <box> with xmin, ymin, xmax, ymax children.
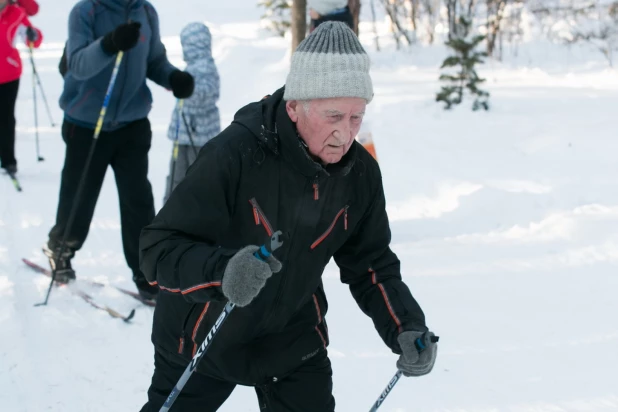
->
<box><xmin>2</xmin><ymin>164</ymin><xmax>17</xmax><ymax>175</ymax></box>
<box><xmin>42</xmin><ymin>243</ymin><xmax>76</xmax><ymax>284</ymax></box>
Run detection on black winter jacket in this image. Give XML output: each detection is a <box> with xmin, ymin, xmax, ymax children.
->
<box><xmin>139</xmin><ymin>87</ymin><xmax>427</xmax><ymax>385</ymax></box>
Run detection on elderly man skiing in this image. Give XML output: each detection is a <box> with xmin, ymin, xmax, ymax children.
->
<box><xmin>139</xmin><ymin>22</ymin><xmax>438</xmax><ymax>411</ymax></box>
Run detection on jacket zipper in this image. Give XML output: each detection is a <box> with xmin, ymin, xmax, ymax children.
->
<box><xmin>191</xmin><ymin>302</ymin><xmax>210</xmax><ymax>356</ymax></box>
<box><xmin>310</xmin><ymin>205</ymin><xmax>348</xmax><ymax>249</ymax></box>
<box><xmin>313</xmin><ymin>176</ymin><xmax>319</xmax><ymax>200</ymax></box>
<box><xmin>250</xmin><ymin>198</ymin><xmax>274</xmax><ymax>236</ymax></box>
<box><xmin>312</xmin><ymin>293</ymin><xmax>322</xmax><ymax>323</ymax></box>
<box><xmin>259</xmin><ymin>384</ymin><xmax>274</xmax><ymax>410</ymax></box>
<box><xmin>178</xmin><ymin>303</ymin><xmax>198</xmax><ymax>354</ymax></box>
<box><xmin>258</xmin><ymin>178</ymin><xmax>311</xmax><ymax>333</ymax></box>
<box><xmin>313</xmin><ymin>293</ymin><xmax>328</xmax><ymax>348</ymax></box>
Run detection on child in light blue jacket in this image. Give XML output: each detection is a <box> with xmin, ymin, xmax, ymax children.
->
<box><xmin>165</xmin><ymin>22</ymin><xmax>220</xmax><ymax>201</ymax></box>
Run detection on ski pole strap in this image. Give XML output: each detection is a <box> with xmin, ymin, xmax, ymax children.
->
<box><xmin>254</xmin><ymin>230</ymin><xmax>286</xmax><ymax>261</ymax></box>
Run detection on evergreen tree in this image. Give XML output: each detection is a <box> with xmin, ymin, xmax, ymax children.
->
<box><xmin>436</xmin><ymin>17</ymin><xmax>490</xmax><ymax>111</ymax></box>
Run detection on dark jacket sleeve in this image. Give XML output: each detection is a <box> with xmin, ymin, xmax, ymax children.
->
<box><xmin>139</xmin><ymin>139</ymin><xmax>239</xmax><ymax>303</ymax></box>
<box><xmin>144</xmin><ymin>3</ymin><xmax>176</xmax><ymax>88</ymax></box>
<box><xmin>334</xmin><ymin>168</ymin><xmax>427</xmax><ymax>354</ymax></box>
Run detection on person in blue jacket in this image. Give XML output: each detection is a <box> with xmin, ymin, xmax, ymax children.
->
<box><xmin>44</xmin><ymin>0</ymin><xmax>194</xmax><ymax>301</ymax></box>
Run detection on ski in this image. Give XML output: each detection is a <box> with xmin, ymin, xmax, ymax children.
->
<box><xmin>24</xmin><ymin>258</ymin><xmax>135</xmax><ymax>321</ymax></box>
<box><xmin>72</xmin><ymin>289</ymin><xmax>136</xmax><ymax>322</ymax></box>
<box><xmin>6</xmin><ymin>171</ymin><xmax>22</xmax><ymax>192</ymax></box>
<box><xmin>23</xmin><ymin>258</ymin><xmax>155</xmax><ymax>307</ymax></box>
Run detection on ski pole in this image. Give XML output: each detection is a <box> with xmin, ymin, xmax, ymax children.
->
<box><xmin>6</xmin><ymin>170</ymin><xmax>22</xmax><ymax>192</ymax></box>
<box><xmin>368</xmin><ymin>332</ymin><xmax>439</xmax><ymax>411</ymax></box>
<box><xmin>168</xmin><ymin>99</ymin><xmax>184</xmax><ymax>196</ymax></box>
<box><xmin>28</xmin><ymin>44</ymin><xmax>56</xmax><ymax>127</ymax></box>
<box><xmin>35</xmin><ymin>51</ymin><xmax>125</xmax><ymax>307</ymax></box>
<box><xmin>180</xmin><ymin>110</ymin><xmax>198</xmax><ymax>158</ymax></box>
<box><xmin>159</xmin><ymin>230</ymin><xmax>287</xmax><ymax>412</ymax></box>
<box><xmin>28</xmin><ymin>44</ymin><xmax>43</xmax><ymax>161</ymax></box>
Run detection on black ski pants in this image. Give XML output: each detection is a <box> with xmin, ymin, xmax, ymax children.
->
<box><xmin>0</xmin><ymin>79</ymin><xmax>20</xmax><ymax>169</ymax></box>
<box><xmin>140</xmin><ymin>349</ymin><xmax>336</xmax><ymax>411</ymax></box>
<box><xmin>48</xmin><ymin>118</ymin><xmax>155</xmax><ymax>275</ymax></box>
<box><xmin>310</xmin><ymin>7</ymin><xmax>354</xmax><ymax>33</ymax></box>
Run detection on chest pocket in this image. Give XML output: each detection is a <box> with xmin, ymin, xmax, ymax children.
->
<box><xmin>309</xmin><ymin>204</ymin><xmax>353</xmax><ymax>259</ymax></box>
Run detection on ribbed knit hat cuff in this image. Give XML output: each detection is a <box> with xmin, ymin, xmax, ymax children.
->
<box><xmin>283</xmin><ymin>69</ymin><xmax>373</xmax><ymax>102</ymax></box>
<box><xmin>283</xmin><ymin>21</ymin><xmax>373</xmax><ymax>103</ymax></box>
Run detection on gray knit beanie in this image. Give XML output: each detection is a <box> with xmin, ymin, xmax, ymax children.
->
<box><xmin>283</xmin><ymin>21</ymin><xmax>373</xmax><ymax>103</ymax></box>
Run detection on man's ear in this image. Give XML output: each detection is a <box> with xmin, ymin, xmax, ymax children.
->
<box><xmin>286</xmin><ymin>100</ymin><xmax>299</xmax><ymax>123</ymax></box>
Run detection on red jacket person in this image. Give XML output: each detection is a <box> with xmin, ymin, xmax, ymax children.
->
<box><xmin>0</xmin><ymin>0</ymin><xmax>42</xmax><ymax>173</ymax></box>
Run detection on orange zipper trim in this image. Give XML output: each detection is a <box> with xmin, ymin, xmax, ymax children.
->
<box><xmin>310</xmin><ymin>206</ymin><xmax>348</xmax><ymax>249</ymax></box>
<box><xmin>191</xmin><ymin>303</ymin><xmax>211</xmax><ymax>356</ymax></box>
<box><xmin>249</xmin><ymin>198</ymin><xmax>274</xmax><ymax>236</ymax></box>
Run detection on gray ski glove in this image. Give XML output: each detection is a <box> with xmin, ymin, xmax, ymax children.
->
<box><xmin>222</xmin><ymin>245</ymin><xmax>282</xmax><ymax>307</ymax></box>
<box><xmin>396</xmin><ymin>331</ymin><xmax>438</xmax><ymax>377</ymax></box>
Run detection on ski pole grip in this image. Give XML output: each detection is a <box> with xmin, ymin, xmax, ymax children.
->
<box><xmin>253</xmin><ymin>230</ymin><xmax>286</xmax><ymax>262</ymax></box>
<box><xmin>414</xmin><ymin>332</ymin><xmax>440</xmax><ymax>353</ymax></box>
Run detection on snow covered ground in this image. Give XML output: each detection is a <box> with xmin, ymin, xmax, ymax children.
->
<box><xmin>1</xmin><ymin>1</ymin><xmax>617</xmax><ymax>411</ymax></box>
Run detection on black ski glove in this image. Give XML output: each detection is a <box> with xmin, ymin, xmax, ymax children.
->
<box><xmin>169</xmin><ymin>70</ymin><xmax>195</xmax><ymax>99</ymax></box>
<box><xmin>396</xmin><ymin>331</ymin><xmax>438</xmax><ymax>377</ymax></box>
<box><xmin>26</xmin><ymin>27</ymin><xmax>38</xmax><ymax>43</ymax></box>
<box><xmin>101</xmin><ymin>22</ymin><xmax>141</xmax><ymax>54</ymax></box>
<box><xmin>221</xmin><ymin>246</ymin><xmax>282</xmax><ymax>307</ymax></box>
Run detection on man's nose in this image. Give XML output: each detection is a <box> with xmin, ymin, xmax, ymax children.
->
<box><xmin>333</xmin><ymin>125</ymin><xmax>351</xmax><ymax>144</ymax></box>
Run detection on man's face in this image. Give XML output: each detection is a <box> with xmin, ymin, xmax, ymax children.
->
<box><xmin>286</xmin><ymin>97</ymin><xmax>366</xmax><ymax>165</ymax></box>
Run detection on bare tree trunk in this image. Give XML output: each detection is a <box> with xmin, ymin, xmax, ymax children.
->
<box><xmin>498</xmin><ymin>28</ymin><xmax>503</xmax><ymax>60</ymax></box>
<box><xmin>486</xmin><ymin>0</ymin><xmax>507</xmax><ymax>57</ymax></box>
<box><xmin>348</xmin><ymin>0</ymin><xmax>361</xmax><ymax>35</ymax></box>
<box><xmin>446</xmin><ymin>0</ymin><xmax>458</xmax><ymax>40</ymax></box>
<box><xmin>465</xmin><ymin>0</ymin><xmax>477</xmax><ymax>19</ymax></box>
<box><xmin>421</xmin><ymin>0</ymin><xmax>436</xmax><ymax>44</ymax></box>
<box><xmin>291</xmin><ymin>0</ymin><xmax>307</xmax><ymax>51</ymax></box>
<box><xmin>409</xmin><ymin>0</ymin><xmax>419</xmax><ymax>32</ymax></box>
<box><xmin>370</xmin><ymin>0</ymin><xmax>381</xmax><ymax>50</ymax></box>
<box><xmin>381</xmin><ymin>0</ymin><xmax>414</xmax><ymax>46</ymax></box>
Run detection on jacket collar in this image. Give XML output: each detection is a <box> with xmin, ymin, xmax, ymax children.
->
<box><xmin>97</xmin><ymin>0</ymin><xmax>143</xmax><ymax>13</ymax></box>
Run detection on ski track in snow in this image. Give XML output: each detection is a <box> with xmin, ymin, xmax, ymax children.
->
<box><xmin>1</xmin><ymin>1</ymin><xmax>617</xmax><ymax>411</ymax></box>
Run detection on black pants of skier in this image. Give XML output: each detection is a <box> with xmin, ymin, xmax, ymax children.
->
<box><xmin>48</xmin><ymin>118</ymin><xmax>155</xmax><ymax>276</ymax></box>
<box><xmin>140</xmin><ymin>349</ymin><xmax>336</xmax><ymax>412</ymax></box>
<box><xmin>0</xmin><ymin>79</ymin><xmax>20</xmax><ymax>169</ymax></box>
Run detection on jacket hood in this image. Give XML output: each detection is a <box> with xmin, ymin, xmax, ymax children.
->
<box><xmin>232</xmin><ymin>87</ymin><xmax>357</xmax><ymax>178</ymax></box>
<box><xmin>181</xmin><ymin>22</ymin><xmax>213</xmax><ymax>63</ymax></box>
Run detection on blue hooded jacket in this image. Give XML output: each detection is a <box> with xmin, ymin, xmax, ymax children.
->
<box><xmin>167</xmin><ymin>22</ymin><xmax>220</xmax><ymax>146</ymax></box>
<box><xmin>59</xmin><ymin>0</ymin><xmax>177</xmax><ymax>131</ymax></box>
